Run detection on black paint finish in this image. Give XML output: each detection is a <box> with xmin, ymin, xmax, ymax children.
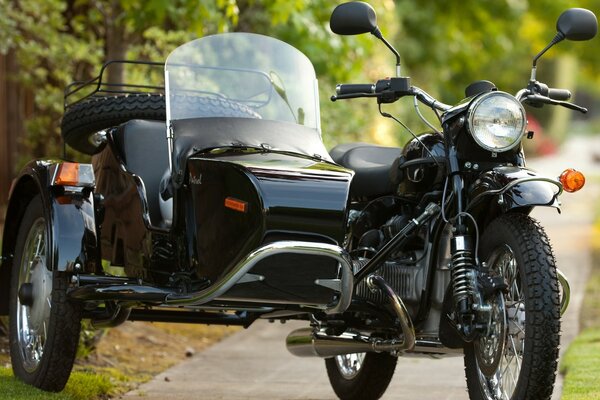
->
<box><xmin>187</xmin><ymin>150</ymin><xmax>353</xmax><ymax>305</ymax></box>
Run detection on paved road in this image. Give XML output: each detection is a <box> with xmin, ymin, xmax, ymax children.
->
<box><xmin>125</xmin><ymin>137</ymin><xmax>600</xmax><ymax>400</ymax></box>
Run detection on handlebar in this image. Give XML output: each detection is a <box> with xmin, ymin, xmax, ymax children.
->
<box><xmin>517</xmin><ymin>80</ymin><xmax>585</xmax><ymax>113</ymax></box>
<box><xmin>336</xmin><ymin>84</ymin><xmax>375</xmax><ymax>95</ymax></box>
<box><xmin>547</xmin><ymin>88</ymin><xmax>571</xmax><ymax>101</ymax></box>
<box><xmin>332</xmin><ymin>78</ymin><xmax>451</xmax><ymax>112</ymax></box>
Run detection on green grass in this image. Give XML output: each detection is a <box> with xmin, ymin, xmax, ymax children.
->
<box><xmin>0</xmin><ymin>367</ymin><xmax>114</xmax><ymax>400</ymax></box>
<box><xmin>561</xmin><ymin>220</ymin><xmax>600</xmax><ymax>399</ymax></box>
<box><xmin>561</xmin><ymin>330</ymin><xmax>600</xmax><ymax>400</ymax></box>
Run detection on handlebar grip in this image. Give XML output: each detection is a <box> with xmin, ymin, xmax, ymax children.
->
<box><xmin>548</xmin><ymin>88</ymin><xmax>571</xmax><ymax>101</ymax></box>
<box><xmin>336</xmin><ymin>84</ymin><xmax>375</xmax><ymax>95</ymax></box>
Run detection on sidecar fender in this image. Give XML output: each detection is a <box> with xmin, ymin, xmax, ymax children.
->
<box><xmin>0</xmin><ymin>160</ymin><xmax>99</xmax><ymax>315</ymax></box>
<box><xmin>468</xmin><ymin>166</ymin><xmax>562</xmax><ymax>223</ymax></box>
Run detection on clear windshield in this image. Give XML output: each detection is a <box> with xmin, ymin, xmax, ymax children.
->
<box><xmin>165</xmin><ymin>33</ymin><xmax>320</xmax><ymax>134</ymax></box>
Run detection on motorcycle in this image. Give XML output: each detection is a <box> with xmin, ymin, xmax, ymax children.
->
<box><xmin>0</xmin><ymin>1</ymin><xmax>596</xmax><ymax>399</ymax></box>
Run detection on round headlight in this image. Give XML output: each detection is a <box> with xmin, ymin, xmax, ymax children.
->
<box><xmin>467</xmin><ymin>91</ymin><xmax>526</xmax><ymax>152</ymax></box>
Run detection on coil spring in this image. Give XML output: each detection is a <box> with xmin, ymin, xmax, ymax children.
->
<box><xmin>451</xmin><ymin>249</ymin><xmax>476</xmax><ymax>304</ymax></box>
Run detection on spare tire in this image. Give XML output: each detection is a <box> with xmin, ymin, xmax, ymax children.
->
<box><xmin>61</xmin><ymin>94</ymin><xmax>166</xmax><ymax>155</ymax></box>
<box><xmin>61</xmin><ymin>94</ymin><xmax>261</xmax><ymax>155</ymax></box>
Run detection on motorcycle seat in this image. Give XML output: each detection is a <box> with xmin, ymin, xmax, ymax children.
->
<box><xmin>330</xmin><ymin>142</ymin><xmax>401</xmax><ymax>198</ymax></box>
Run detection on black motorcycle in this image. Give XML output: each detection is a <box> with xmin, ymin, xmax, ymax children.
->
<box><xmin>0</xmin><ymin>2</ymin><xmax>596</xmax><ymax>399</ymax></box>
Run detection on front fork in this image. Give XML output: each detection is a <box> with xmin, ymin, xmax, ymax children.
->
<box><xmin>448</xmin><ymin>232</ymin><xmax>504</xmax><ymax>341</ymax></box>
<box><xmin>446</xmin><ymin>147</ymin><xmax>501</xmax><ymax>341</ymax></box>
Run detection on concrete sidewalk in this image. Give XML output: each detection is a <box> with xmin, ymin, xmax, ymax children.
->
<box><xmin>124</xmin><ymin>136</ymin><xmax>600</xmax><ymax>400</ymax></box>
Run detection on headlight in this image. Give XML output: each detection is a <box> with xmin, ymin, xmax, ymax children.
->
<box><xmin>467</xmin><ymin>91</ymin><xmax>526</xmax><ymax>152</ymax></box>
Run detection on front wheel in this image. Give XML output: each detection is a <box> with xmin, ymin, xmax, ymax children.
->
<box><xmin>9</xmin><ymin>196</ymin><xmax>82</xmax><ymax>391</ymax></box>
<box><xmin>325</xmin><ymin>352</ymin><xmax>397</xmax><ymax>400</ymax></box>
<box><xmin>464</xmin><ymin>213</ymin><xmax>560</xmax><ymax>400</ymax></box>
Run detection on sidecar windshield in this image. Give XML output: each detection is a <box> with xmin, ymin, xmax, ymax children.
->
<box><xmin>165</xmin><ymin>33</ymin><xmax>320</xmax><ymax>132</ymax></box>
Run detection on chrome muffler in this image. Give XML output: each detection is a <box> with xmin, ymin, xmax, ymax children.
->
<box><xmin>286</xmin><ymin>274</ymin><xmax>416</xmax><ymax>357</ymax></box>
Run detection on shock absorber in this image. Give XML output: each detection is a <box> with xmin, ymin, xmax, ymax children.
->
<box><xmin>450</xmin><ymin>234</ymin><xmax>478</xmax><ymax>340</ymax></box>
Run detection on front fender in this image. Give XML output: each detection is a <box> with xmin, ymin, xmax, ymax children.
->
<box><xmin>467</xmin><ymin>166</ymin><xmax>562</xmax><ymax>223</ymax></box>
<box><xmin>0</xmin><ymin>160</ymin><xmax>99</xmax><ymax>315</ymax></box>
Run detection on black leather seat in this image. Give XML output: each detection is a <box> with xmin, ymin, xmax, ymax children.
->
<box><xmin>111</xmin><ymin>119</ymin><xmax>169</xmax><ymax>225</ymax></box>
<box><xmin>330</xmin><ymin>142</ymin><xmax>401</xmax><ymax>198</ymax></box>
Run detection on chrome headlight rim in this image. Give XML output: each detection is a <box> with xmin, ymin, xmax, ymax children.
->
<box><xmin>466</xmin><ymin>91</ymin><xmax>526</xmax><ymax>153</ymax></box>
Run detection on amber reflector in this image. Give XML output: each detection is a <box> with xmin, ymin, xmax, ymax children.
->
<box><xmin>559</xmin><ymin>168</ymin><xmax>585</xmax><ymax>193</ymax></box>
<box><xmin>55</xmin><ymin>163</ymin><xmax>80</xmax><ymax>185</ymax></box>
<box><xmin>224</xmin><ymin>197</ymin><xmax>248</xmax><ymax>213</ymax></box>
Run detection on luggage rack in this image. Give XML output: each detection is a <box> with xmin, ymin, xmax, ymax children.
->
<box><xmin>64</xmin><ymin>60</ymin><xmax>165</xmax><ymax>109</ymax></box>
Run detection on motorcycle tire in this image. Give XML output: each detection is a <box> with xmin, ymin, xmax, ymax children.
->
<box><xmin>61</xmin><ymin>93</ymin><xmax>260</xmax><ymax>155</ymax></box>
<box><xmin>325</xmin><ymin>352</ymin><xmax>397</xmax><ymax>400</ymax></box>
<box><xmin>9</xmin><ymin>195</ymin><xmax>82</xmax><ymax>392</ymax></box>
<box><xmin>464</xmin><ymin>213</ymin><xmax>560</xmax><ymax>400</ymax></box>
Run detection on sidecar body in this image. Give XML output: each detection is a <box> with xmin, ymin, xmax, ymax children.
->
<box><xmin>0</xmin><ymin>33</ymin><xmax>355</xmax><ymax>327</ymax></box>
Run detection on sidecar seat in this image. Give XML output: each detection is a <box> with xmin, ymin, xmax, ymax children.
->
<box><xmin>330</xmin><ymin>142</ymin><xmax>401</xmax><ymax>198</ymax></box>
<box><xmin>111</xmin><ymin>119</ymin><xmax>169</xmax><ymax>226</ymax></box>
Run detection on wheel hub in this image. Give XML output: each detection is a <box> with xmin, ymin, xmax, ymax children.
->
<box><xmin>335</xmin><ymin>353</ymin><xmax>365</xmax><ymax>380</ymax></box>
<box><xmin>16</xmin><ymin>218</ymin><xmax>53</xmax><ymax>373</ymax></box>
<box><xmin>474</xmin><ymin>244</ymin><xmax>525</xmax><ymax>400</ymax></box>
<box><xmin>27</xmin><ymin>258</ymin><xmax>53</xmax><ymax>332</ymax></box>
<box><xmin>475</xmin><ymin>293</ymin><xmax>507</xmax><ymax>377</ymax></box>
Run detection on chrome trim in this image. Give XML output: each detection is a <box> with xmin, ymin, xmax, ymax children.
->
<box><xmin>497</xmin><ymin>176</ymin><xmax>563</xmax><ymax>196</ymax></box>
<box><xmin>409</xmin><ymin>338</ymin><xmax>463</xmax><ymax>357</ymax></box>
<box><xmin>315</xmin><ymin>278</ymin><xmax>342</xmax><ymax>292</ymax></box>
<box><xmin>90</xmin><ymin>130</ymin><xmax>108</xmax><ymax>147</ymax></box>
<box><xmin>166</xmin><ymin>241</ymin><xmax>354</xmax><ymax>314</ymax></box>
<box><xmin>466</xmin><ymin>91</ymin><xmax>526</xmax><ymax>152</ymax></box>
<box><xmin>287</xmin><ymin>274</ymin><xmax>416</xmax><ymax>358</ymax></box>
<box><xmin>367</xmin><ymin>274</ymin><xmax>416</xmax><ymax>351</ymax></box>
<box><xmin>557</xmin><ymin>268</ymin><xmax>570</xmax><ymax>316</ymax></box>
<box><xmin>468</xmin><ymin>176</ymin><xmax>563</xmax><ymax>211</ymax></box>
<box><xmin>286</xmin><ymin>328</ymin><xmax>401</xmax><ymax>358</ymax></box>
<box><xmin>236</xmin><ymin>273</ymin><xmax>265</xmax><ymax>284</ymax></box>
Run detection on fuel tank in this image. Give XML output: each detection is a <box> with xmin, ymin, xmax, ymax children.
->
<box><xmin>186</xmin><ymin>149</ymin><xmax>354</xmax><ymax>306</ymax></box>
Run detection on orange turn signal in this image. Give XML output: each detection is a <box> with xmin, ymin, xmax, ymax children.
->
<box><xmin>53</xmin><ymin>162</ymin><xmax>95</xmax><ymax>187</ymax></box>
<box><xmin>55</xmin><ymin>162</ymin><xmax>80</xmax><ymax>186</ymax></box>
<box><xmin>224</xmin><ymin>197</ymin><xmax>248</xmax><ymax>213</ymax></box>
<box><xmin>559</xmin><ymin>168</ymin><xmax>585</xmax><ymax>193</ymax></box>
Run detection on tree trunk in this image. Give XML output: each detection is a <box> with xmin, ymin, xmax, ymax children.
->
<box><xmin>103</xmin><ymin>1</ymin><xmax>127</xmax><ymax>86</ymax></box>
<box><xmin>0</xmin><ymin>51</ymin><xmax>25</xmax><ymax>213</ymax></box>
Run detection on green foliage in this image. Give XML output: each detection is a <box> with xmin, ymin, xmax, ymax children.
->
<box><xmin>392</xmin><ymin>0</ymin><xmax>600</xmax><ymax>100</ymax></box>
<box><xmin>0</xmin><ymin>367</ymin><xmax>113</xmax><ymax>400</ymax></box>
<box><xmin>2</xmin><ymin>0</ymin><xmax>102</xmax><ymax>165</ymax></box>
<box><xmin>1</xmin><ymin>0</ymin><xmax>598</xmax><ymax>160</ymax></box>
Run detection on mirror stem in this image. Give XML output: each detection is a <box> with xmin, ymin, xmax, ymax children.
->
<box><xmin>532</xmin><ymin>32</ymin><xmax>565</xmax><ymax>70</ymax></box>
<box><xmin>372</xmin><ymin>27</ymin><xmax>402</xmax><ymax>76</ymax></box>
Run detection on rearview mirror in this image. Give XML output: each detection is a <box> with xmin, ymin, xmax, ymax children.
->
<box><xmin>330</xmin><ymin>1</ymin><xmax>378</xmax><ymax>36</ymax></box>
<box><xmin>557</xmin><ymin>8</ymin><xmax>598</xmax><ymax>41</ymax></box>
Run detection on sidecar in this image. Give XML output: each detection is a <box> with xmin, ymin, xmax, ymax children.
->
<box><xmin>0</xmin><ymin>33</ymin><xmax>354</xmax><ymax>391</ymax></box>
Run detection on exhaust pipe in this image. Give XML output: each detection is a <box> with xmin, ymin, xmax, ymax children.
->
<box><xmin>287</xmin><ymin>328</ymin><xmax>411</xmax><ymax>358</ymax></box>
<box><xmin>287</xmin><ymin>274</ymin><xmax>416</xmax><ymax>357</ymax></box>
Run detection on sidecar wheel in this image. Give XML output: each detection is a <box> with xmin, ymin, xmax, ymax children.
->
<box><xmin>9</xmin><ymin>196</ymin><xmax>82</xmax><ymax>391</ymax></box>
<box><xmin>325</xmin><ymin>352</ymin><xmax>397</xmax><ymax>400</ymax></box>
<box><xmin>464</xmin><ymin>213</ymin><xmax>560</xmax><ymax>400</ymax></box>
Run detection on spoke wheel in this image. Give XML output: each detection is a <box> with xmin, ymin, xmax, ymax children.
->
<box><xmin>15</xmin><ymin>218</ymin><xmax>52</xmax><ymax>373</ymax></box>
<box><xmin>464</xmin><ymin>214</ymin><xmax>560</xmax><ymax>400</ymax></box>
<box><xmin>325</xmin><ymin>351</ymin><xmax>397</xmax><ymax>400</ymax></box>
<box><xmin>9</xmin><ymin>196</ymin><xmax>82</xmax><ymax>392</ymax></box>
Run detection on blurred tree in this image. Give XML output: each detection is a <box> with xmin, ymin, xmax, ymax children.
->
<box><xmin>0</xmin><ymin>0</ymin><xmax>598</xmax><ymax>167</ymax></box>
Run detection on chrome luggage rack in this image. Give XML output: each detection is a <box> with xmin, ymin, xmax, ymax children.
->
<box><xmin>63</xmin><ymin>60</ymin><xmax>165</xmax><ymax>109</ymax></box>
